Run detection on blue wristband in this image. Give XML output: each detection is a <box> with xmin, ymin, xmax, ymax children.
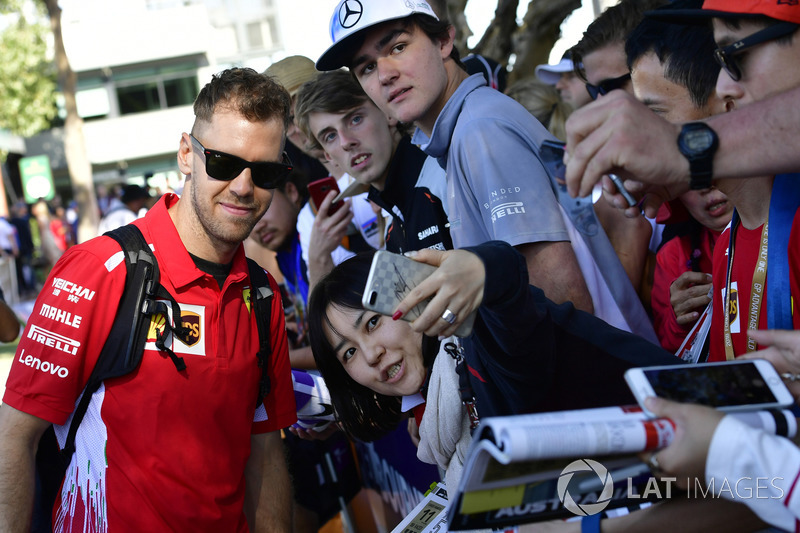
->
<box><xmin>581</xmin><ymin>513</ymin><xmax>602</xmax><ymax>533</ymax></box>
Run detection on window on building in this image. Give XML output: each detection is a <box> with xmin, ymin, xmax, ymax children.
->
<box><xmin>117</xmin><ymin>82</ymin><xmax>161</xmax><ymax>114</ymax></box>
<box><xmin>246</xmin><ymin>21</ymin><xmax>264</xmax><ymax>50</ymax></box>
<box><xmin>116</xmin><ymin>74</ymin><xmax>198</xmax><ymax>116</ymax></box>
<box><xmin>164</xmin><ymin>77</ymin><xmax>197</xmax><ymax>108</ymax></box>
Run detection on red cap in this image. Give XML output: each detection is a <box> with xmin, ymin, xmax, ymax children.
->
<box><xmin>703</xmin><ymin>0</ymin><xmax>800</xmax><ymax>24</ymax></box>
<box><xmin>646</xmin><ymin>0</ymin><xmax>800</xmax><ymax>25</ymax></box>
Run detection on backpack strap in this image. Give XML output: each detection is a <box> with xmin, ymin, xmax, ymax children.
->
<box><xmin>61</xmin><ymin>224</ymin><xmax>191</xmax><ymax>458</ymax></box>
<box><xmin>247</xmin><ymin>258</ymin><xmax>274</xmax><ymax>407</ymax></box>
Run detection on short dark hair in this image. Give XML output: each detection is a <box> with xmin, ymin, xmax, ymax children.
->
<box><xmin>411</xmin><ymin>14</ymin><xmax>465</xmax><ymax>69</ymax></box>
<box><xmin>192</xmin><ymin>67</ymin><xmax>292</xmax><ymax>133</ymax></box>
<box><xmin>626</xmin><ymin>16</ymin><xmax>719</xmax><ymax>107</ymax></box>
<box><xmin>344</xmin><ymin>15</ymin><xmax>465</xmax><ymax>73</ymax></box>
<box><xmin>307</xmin><ymin>252</ymin><xmax>438</xmax><ymax>442</ymax></box>
<box><xmin>294</xmin><ymin>70</ymin><xmax>372</xmax><ymax>148</ymax></box>
<box><xmin>572</xmin><ymin>0</ymin><xmax>668</xmax><ymax>81</ymax></box>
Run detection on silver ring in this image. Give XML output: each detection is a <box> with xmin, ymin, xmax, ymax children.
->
<box><xmin>648</xmin><ymin>453</ymin><xmax>661</xmax><ymax>472</ymax></box>
<box><xmin>441</xmin><ymin>309</ymin><xmax>457</xmax><ymax>325</ymax></box>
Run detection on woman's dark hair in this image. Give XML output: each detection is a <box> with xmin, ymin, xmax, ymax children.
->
<box><xmin>308</xmin><ymin>251</ymin><xmax>438</xmax><ymax>442</ymax></box>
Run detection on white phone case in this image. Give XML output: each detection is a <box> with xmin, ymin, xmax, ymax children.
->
<box><xmin>625</xmin><ymin>360</ymin><xmax>795</xmax><ymax>417</ymax></box>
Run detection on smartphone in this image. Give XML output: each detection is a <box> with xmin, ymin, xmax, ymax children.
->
<box><xmin>540</xmin><ymin>139</ymin><xmax>637</xmax><ymax>208</ymax></box>
<box><xmin>362</xmin><ymin>250</ymin><xmax>476</xmax><ymax>337</ymax></box>
<box><xmin>625</xmin><ymin>360</ymin><xmax>795</xmax><ymax>416</ymax></box>
<box><xmin>308</xmin><ymin>177</ymin><xmax>344</xmax><ymax>216</ymax></box>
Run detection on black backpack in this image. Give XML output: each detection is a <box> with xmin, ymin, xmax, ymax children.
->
<box><xmin>32</xmin><ymin>223</ymin><xmax>274</xmax><ymax>530</ymax></box>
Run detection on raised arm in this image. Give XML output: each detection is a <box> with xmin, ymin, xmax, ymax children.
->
<box><xmin>564</xmin><ymin>87</ymin><xmax>800</xmax><ymax>217</ymax></box>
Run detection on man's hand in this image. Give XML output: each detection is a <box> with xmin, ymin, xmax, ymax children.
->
<box><xmin>741</xmin><ymin>329</ymin><xmax>800</xmax><ymax>401</ymax></box>
<box><xmin>643</xmin><ymin>397</ymin><xmax>724</xmax><ymax>489</ymax></box>
<box><xmin>670</xmin><ymin>271</ymin><xmax>712</xmax><ymax>326</ymax></box>
<box><xmin>307</xmin><ymin>190</ymin><xmax>354</xmax><ymax>287</ymax></box>
<box><xmin>309</xmin><ymin>190</ymin><xmax>353</xmax><ymax>258</ymax></box>
<box><xmin>564</xmin><ymin>91</ymin><xmax>690</xmax><ymax>218</ymax></box>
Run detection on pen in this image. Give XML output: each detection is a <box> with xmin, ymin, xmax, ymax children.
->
<box><xmin>608</xmin><ymin>173</ymin><xmax>637</xmax><ymax>208</ymax></box>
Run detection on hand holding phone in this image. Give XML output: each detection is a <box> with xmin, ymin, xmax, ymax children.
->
<box><xmin>308</xmin><ymin>177</ymin><xmax>344</xmax><ymax>216</ymax></box>
<box><xmin>625</xmin><ymin>360</ymin><xmax>795</xmax><ymax>417</ymax></box>
<box><xmin>362</xmin><ymin>250</ymin><xmax>476</xmax><ymax>337</ymax></box>
<box><xmin>541</xmin><ymin>139</ymin><xmax>637</xmax><ymax>207</ymax></box>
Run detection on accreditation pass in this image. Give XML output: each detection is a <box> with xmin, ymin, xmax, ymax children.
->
<box><xmin>391</xmin><ymin>483</ymin><xmax>448</xmax><ymax>533</ymax></box>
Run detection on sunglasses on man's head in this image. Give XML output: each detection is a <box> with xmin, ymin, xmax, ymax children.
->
<box><xmin>189</xmin><ymin>134</ymin><xmax>293</xmax><ymax>189</ymax></box>
<box><xmin>714</xmin><ymin>21</ymin><xmax>799</xmax><ymax>82</ymax></box>
<box><xmin>585</xmin><ymin>72</ymin><xmax>631</xmax><ymax>101</ymax></box>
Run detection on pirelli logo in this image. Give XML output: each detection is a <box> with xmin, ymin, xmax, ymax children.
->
<box><xmin>26</xmin><ymin>324</ymin><xmax>80</xmax><ymax>355</ymax></box>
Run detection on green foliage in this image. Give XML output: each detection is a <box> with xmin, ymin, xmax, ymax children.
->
<box><xmin>0</xmin><ymin>2</ymin><xmax>57</xmax><ymax>137</ymax></box>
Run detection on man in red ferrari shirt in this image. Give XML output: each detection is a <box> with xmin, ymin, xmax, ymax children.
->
<box><xmin>0</xmin><ymin>68</ymin><xmax>297</xmax><ymax>532</ymax></box>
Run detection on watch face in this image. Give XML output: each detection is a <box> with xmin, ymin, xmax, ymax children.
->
<box><xmin>684</xmin><ymin>129</ymin><xmax>714</xmax><ymax>152</ymax></box>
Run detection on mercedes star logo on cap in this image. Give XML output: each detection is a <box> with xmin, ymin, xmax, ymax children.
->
<box><xmin>339</xmin><ymin>0</ymin><xmax>364</xmax><ymax>29</ymax></box>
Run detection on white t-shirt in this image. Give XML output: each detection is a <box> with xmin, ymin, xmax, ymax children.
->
<box><xmin>297</xmin><ymin>174</ymin><xmax>383</xmax><ymax>267</ymax></box>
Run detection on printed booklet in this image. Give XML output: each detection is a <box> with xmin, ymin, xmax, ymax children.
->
<box><xmin>445</xmin><ymin>405</ymin><xmax>796</xmax><ymax>530</ymax></box>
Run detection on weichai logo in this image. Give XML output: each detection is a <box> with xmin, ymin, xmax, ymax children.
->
<box><xmin>180</xmin><ymin>312</ymin><xmax>201</xmax><ymax>347</ymax></box>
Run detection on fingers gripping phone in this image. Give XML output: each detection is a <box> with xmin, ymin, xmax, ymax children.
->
<box><xmin>625</xmin><ymin>360</ymin><xmax>795</xmax><ymax>416</ymax></box>
<box><xmin>362</xmin><ymin>250</ymin><xmax>476</xmax><ymax>337</ymax></box>
<box><xmin>308</xmin><ymin>177</ymin><xmax>344</xmax><ymax>216</ymax></box>
<box><xmin>540</xmin><ymin>139</ymin><xmax>637</xmax><ymax>208</ymax></box>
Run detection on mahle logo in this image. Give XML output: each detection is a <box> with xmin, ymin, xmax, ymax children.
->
<box><xmin>557</xmin><ymin>459</ymin><xmax>614</xmax><ymax>516</ymax></box>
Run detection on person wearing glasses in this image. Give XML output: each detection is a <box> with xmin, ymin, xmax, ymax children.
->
<box><xmin>568</xmin><ymin>0</ymin><xmax>668</xmax><ymax>309</ymax></box>
<box><xmin>625</xmin><ymin>0</ymin><xmax>734</xmax><ymax>355</ymax></box>
<box><xmin>642</xmin><ymin>2</ymin><xmax>800</xmax><ymax>524</ymax></box>
<box><xmin>0</xmin><ymin>68</ymin><xmax>297</xmax><ymax>532</ymax></box>
<box><xmin>661</xmin><ymin>8</ymin><xmax>800</xmax><ymax>362</ymax></box>
<box><xmin>313</xmin><ymin>0</ymin><xmax>670</xmax><ymax>342</ymax></box>
<box><xmin>553</xmin><ymin>2</ymin><xmax>800</xmax><ymax>531</ymax></box>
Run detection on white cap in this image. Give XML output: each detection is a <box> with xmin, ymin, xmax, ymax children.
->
<box><xmin>534</xmin><ymin>58</ymin><xmax>575</xmax><ymax>85</ymax></box>
<box><xmin>316</xmin><ymin>0</ymin><xmax>439</xmax><ymax>71</ymax></box>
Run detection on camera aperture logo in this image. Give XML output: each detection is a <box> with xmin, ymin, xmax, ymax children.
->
<box><xmin>557</xmin><ymin>459</ymin><xmax>614</xmax><ymax>516</ymax></box>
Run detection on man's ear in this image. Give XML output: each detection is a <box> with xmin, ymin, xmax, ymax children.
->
<box><xmin>439</xmin><ymin>25</ymin><xmax>456</xmax><ymax>60</ymax></box>
<box><xmin>284</xmin><ymin>181</ymin><xmax>302</xmax><ymax>207</ymax></box>
<box><xmin>177</xmin><ymin>133</ymin><xmax>194</xmax><ymax>176</ymax></box>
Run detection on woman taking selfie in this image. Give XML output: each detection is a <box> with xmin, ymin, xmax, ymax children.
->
<box><xmin>307</xmin><ymin>240</ymin><xmax>679</xmax><ymax>488</ymax></box>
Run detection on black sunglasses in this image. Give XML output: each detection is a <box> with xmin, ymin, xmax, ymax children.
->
<box><xmin>585</xmin><ymin>72</ymin><xmax>631</xmax><ymax>101</ymax></box>
<box><xmin>189</xmin><ymin>134</ymin><xmax>293</xmax><ymax>189</ymax></box>
<box><xmin>714</xmin><ymin>22</ymin><xmax>799</xmax><ymax>82</ymax></box>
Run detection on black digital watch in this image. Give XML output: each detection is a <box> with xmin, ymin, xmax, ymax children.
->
<box><xmin>677</xmin><ymin>122</ymin><xmax>719</xmax><ymax>190</ymax></box>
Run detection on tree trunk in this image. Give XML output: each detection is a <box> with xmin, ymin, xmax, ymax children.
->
<box><xmin>470</xmin><ymin>0</ymin><xmax>519</xmax><ymax>66</ymax></box>
<box><xmin>44</xmin><ymin>0</ymin><xmax>99</xmax><ymax>244</ymax></box>
<box><xmin>509</xmin><ymin>0</ymin><xmax>581</xmax><ymax>85</ymax></box>
<box><xmin>446</xmin><ymin>0</ymin><xmax>471</xmax><ymax>56</ymax></box>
